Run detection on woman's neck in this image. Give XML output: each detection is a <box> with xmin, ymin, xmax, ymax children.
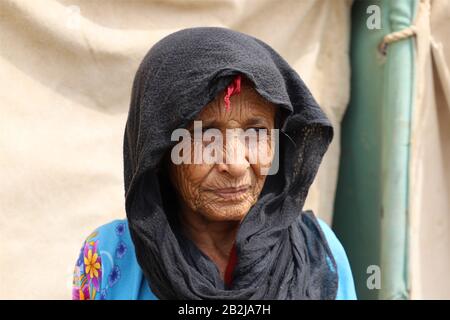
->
<box><xmin>179</xmin><ymin>205</ymin><xmax>240</xmax><ymax>279</ymax></box>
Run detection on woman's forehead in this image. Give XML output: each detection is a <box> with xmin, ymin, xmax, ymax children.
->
<box><xmin>197</xmin><ymin>85</ymin><xmax>276</xmax><ymax>125</ymax></box>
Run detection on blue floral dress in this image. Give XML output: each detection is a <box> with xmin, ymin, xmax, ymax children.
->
<box><xmin>72</xmin><ymin>218</ymin><xmax>357</xmax><ymax>300</ymax></box>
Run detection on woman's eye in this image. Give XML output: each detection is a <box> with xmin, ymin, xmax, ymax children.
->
<box><xmin>247</xmin><ymin>127</ymin><xmax>268</xmax><ymax>132</ymax></box>
<box><xmin>244</xmin><ymin>128</ymin><xmax>271</xmax><ymax>145</ymax></box>
<box><xmin>202</xmin><ymin>126</ymin><xmax>215</xmax><ymax>133</ymax></box>
<box><xmin>189</xmin><ymin>127</ymin><xmax>213</xmax><ymax>136</ymax></box>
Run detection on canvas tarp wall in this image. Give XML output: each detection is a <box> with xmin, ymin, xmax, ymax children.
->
<box><xmin>410</xmin><ymin>0</ymin><xmax>450</xmax><ymax>299</ymax></box>
<box><xmin>333</xmin><ymin>0</ymin><xmax>450</xmax><ymax>300</ymax></box>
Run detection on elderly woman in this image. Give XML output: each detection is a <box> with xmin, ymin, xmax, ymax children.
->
<box><xmin>72</xmin><ymin>27</ymin><xmax>356</xmax><ymax>300</ymax></box>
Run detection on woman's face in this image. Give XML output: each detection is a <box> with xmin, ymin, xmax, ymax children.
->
<box><xmin>168</xmin><ymin>84</ymin><xmax>277</xmax><ymax>222</ymax></box>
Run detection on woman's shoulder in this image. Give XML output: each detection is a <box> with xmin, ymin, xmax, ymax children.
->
<box><xmin>88</xmin><ymin>219</ymin><xmax>131</xmax><ymax>250</ymax></box>
<box><xmin>315</xmin><ymin>217</ymin><xmax>357</xmax><ymax>300</ymax></box>
<box><xmin>72</xmin><ymin>219</ymin><xmax>157</xmax><ymax>300</ymax></box>
<box><xmin>80</xmin><ymin>219</ymin><xmax>133</xmax><ymax>270</ymax></box>
<box><xmin>315</xmin><ymin>218</ymin><xmax>346</xmax><ymax>263</ymax></box>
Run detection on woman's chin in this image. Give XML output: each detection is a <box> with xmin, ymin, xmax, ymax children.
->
<box><xmin>202</xmin><ymin>204</ymin><xmax>251</xmax><ymax>222</ymax></box>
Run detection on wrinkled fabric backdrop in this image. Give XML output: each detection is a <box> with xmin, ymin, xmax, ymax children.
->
<box><xmin>0</xmin><ymin>0</ymin><xmax>352</xmax><ymax>299</ymax></box>
<box><xmin>410</xmin><ymin>0</ymin><xmax>450</xmax><ymax>299</ymax></box>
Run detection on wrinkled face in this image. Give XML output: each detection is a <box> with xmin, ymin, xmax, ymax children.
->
<box><xmin>168</xmin><ymin>84</ymin><xmax>277</xmax><ymax>222</ymax></box>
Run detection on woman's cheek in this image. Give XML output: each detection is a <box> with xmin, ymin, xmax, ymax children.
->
<box><xmin>252</xmin><ymin>139</ymin><xmax>274</xmax><ymax>177</ymax></box>
<box><xmin>174</xmin><ymin>164</ymin><xmax>211</xmax><ymax>209</ymax></box>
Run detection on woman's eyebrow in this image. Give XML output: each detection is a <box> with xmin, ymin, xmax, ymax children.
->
<box><xmin>191</xmin><ymin>117</ymin><xmax>272</xmax><ymax>129</ymax></box>
<box><xmin>245</xmin><ymin>117</ymin><xmax>271</xmax><ymax>127</ymax></box>
<box><xmin>193</xmin><ymin>119</ymin><xmax>219</xmax><ymax>129</ymax></box>
<box><xmin>188</xmin><ymin>119</ymin><xmax>217</xmax><ymax>131</ymax></box>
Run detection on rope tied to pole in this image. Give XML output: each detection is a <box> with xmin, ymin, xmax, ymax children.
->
<box><xmin>379</xmin><ymin>25</ymin><xmax>417</xmax><ymax>55</ymax></box>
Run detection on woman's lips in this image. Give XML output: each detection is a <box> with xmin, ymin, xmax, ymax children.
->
<box><xmin>209</xmin><ymin>185</ymin><xmax>250</xmax><ymax>200</ymax></box>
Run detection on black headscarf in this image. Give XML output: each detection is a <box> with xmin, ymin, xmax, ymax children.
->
<box><xmin>123</xmin><ymin>27</ymin><xmax>338</xmax><ymax>299</ymax></box>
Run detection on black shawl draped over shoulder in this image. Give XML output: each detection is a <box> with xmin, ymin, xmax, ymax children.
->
<box><xmin>123</xmin><ymin>27</ymin><xmax>338</xmax><ymax>299</ymax></box>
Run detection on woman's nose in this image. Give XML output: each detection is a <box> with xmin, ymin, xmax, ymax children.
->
<box><xmin>216</xmin><ymin>138</ymin><xmax>249</xmax><ymax>177</ymax></box>
<box><xmin>216</xmin><ymin>161</ymin><xmax>249</xmax><ymax>177</ymax></box>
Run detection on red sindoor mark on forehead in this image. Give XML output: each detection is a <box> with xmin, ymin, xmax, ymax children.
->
<box><xmin>223</xmin><ymin>74</ymin><xmax>242</xmax><ymax>111</ymax></box>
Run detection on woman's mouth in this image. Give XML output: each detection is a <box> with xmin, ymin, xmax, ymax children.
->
<box><xmin>209</xmin><ymin>185</ymin><xmax>250</xmax><ymax>201</ymax></box>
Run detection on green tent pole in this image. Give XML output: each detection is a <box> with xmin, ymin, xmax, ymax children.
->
<box><xmin>379</xmin><ymin>0</ymin><xmax>417</xmax><ymax>300</ymax></box>
<box><xmin>333</xmin><ymin>0</ymin><xmax>417</xmax><ymax>299</ymax></box>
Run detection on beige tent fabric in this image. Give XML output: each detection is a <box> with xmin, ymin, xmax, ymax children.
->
<box><xmin>0</xmin><ymin>0</ymin><xmax>351</xmax><ymax>299</ymax></box>
<box><xmin>410</xmin><ymin>0</ymin><xmax>450</xmax><ymax>299</ymax></box>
